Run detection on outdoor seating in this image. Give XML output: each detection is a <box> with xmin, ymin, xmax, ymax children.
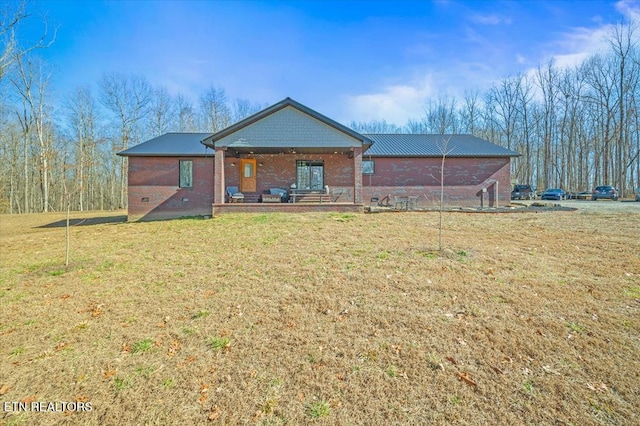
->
<box><xmin>407</xmin><ymin>196</ymin><xmax>418</xmax><ymax>210</ymax></box>
<box><xmin>269</xmin><ymin>188</ymin><xmax>288</xmax><ymax>203</ymax></box>
<box><xmin>226</xmin><ymin>186</ymin><xmax>244</xmax><ymax>203</ymax></box>
<box><xmin>394</xmin><ymin>196</ymin><xmax>407</xmax><ymax>209</ymax></box>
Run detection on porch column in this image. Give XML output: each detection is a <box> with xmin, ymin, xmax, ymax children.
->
<box><xmin>214</xmin><ymin>147</ymin><xmax>226</xmax><ymax>204</ymax></box>
<box><xmin>353</xmin><ymin>146</ymin><xmax>363</xmax><ymax>204</ymax></box>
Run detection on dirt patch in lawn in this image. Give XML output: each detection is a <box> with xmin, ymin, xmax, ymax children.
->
<box><xmin>1</xmin><ymin>209</ymin><xmax>639</xmax><ymax>425</ymax></box>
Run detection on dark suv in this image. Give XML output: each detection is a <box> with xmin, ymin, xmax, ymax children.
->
<box><xmin>592</xmin><ymin>185</ymin><xmax>619</xmax><ymax>201</ymax></box>
<box><xmin>511</xmin><ymin>184</ymin><xmax>535</xmax><ymax>200</ymax></box>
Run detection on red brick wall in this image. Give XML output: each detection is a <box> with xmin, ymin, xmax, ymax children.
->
<box><xmin>362</xmin><ymin>157</ymin><xmax>511</xmax><ymax>208</ymax></box>
<box><xmin>222</xmin><ymin>153</ymin><xmax>356</xmax><ymax>202</ymax></box>
<box><xmin>127</xmin><ymin>157</ymin><xmax>214</xmax><ymax>220</ymax></box>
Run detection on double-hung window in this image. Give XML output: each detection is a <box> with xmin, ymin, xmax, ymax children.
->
<box><xmin>179</xmin><ymin>160</ymin><xmax>193</xmax><ymax>188</ymax></box>
<box><xmin>362</xmin><ymin>160</ymin><xmax>375</xmax><ymax>174</ymax></box>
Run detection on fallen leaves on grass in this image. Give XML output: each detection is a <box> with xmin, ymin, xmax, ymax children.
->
<box><xmin>199</xmin><ymin>384</ymin><xmax>209</xmax><ymax>404</ymax></box>
<box><xmin>207</xmin><ymin>405</ymin><xmax>221</xmax><ymax>421</ymax></box>
<box><xmin>0</xmin><ymin>384</ymin><xmax>10</xmax><ymax>395</ymax></box>
<box><xmin>587</xmin><ymin>383</ymin><xmax>609</xmax><ymax>392</ymax></box>
<box><xmin>20</xmin><ymin>395</ymin><xmax>38</xmax><ymax>404</ymax></box>
<box><xmin>457</xmin><ymin>372</ymin><xmax>477</xmax><ymax>387</ymax></box>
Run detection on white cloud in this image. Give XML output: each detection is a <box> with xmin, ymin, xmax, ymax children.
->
<box><xmin>469</xmin><ymin>13</ymin><xmax>512</xmax><ymax>25</ymax></box>
<box><xmin>616</xmin><ymin>0</ymin><xmax>640</xmax><ymax>21</ymax></box>
<box><xmin>549</xmin><ymin>0</ymin><xmax>639</xmax><ymax>69</ymax></box>
<box><xmin>343</xmin><ymin>77</ymin><xmax>436</xmax><ymax>124</ymax></box>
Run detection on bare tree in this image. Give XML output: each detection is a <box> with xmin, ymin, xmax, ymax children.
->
<box><xmin>147</xmin><ymin>86</ymin><xmax>176</xmax><ymax>136</ymax></box>
<box><xmin>231</xmin><ymin>98</ymin><xmax>264</xmax><ymax>123</ymax></box>
<box><xmin>10</xmin><ymin>54</ymin><xmax>53</xmax><ymax>212</ymax></box>
<box><xmin>199</xmin><ymin>85</ymin><xmax>230</xmax><ymax>132</ymax></box>
<box><xmin>0</xmin><ymin>1</ymin><xmax>55</xmax><ymax>81</ymax></box>
<box><xmin>607</xmin><ymin>21</ymin><xmax>638</xmax><ymax>196</ymax></box>
<box><xmin>349</xmin><ymin>119</ymin><xmax>403</xmax><ymax>134</ymax></box>
<box><xmin>65</xmin><ymin>85</ymin><xmax>101</xmax><ymax>211</ymax></box>
<box><xmin>99</xmin><ymin>72</ymin><xmax>151</xmax><ymax>208</ymax></box>
<box><xmin>423</xmin><ymin>95</ymin><xmax>459</xmax><ymax>134</ymax></box>
<box><xmin>176</xmin><ymin>93</ymin><xmax>197</xmax><ymax>132</ymax></box>
<box><xmin>436</xmin><ymin>137</ymin><xmax>453</xmax><ymax>251</ymax></box>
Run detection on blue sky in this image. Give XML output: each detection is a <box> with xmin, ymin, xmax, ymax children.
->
<box><xmin>16</xmin><ymin>0</ymin><xmax>640</xmax><ymax>125</ymax></box>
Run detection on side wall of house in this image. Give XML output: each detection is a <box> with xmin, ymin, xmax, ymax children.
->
<box><xmin>362</xmin><ymin>157</ymin><xmax>511</xmax><ymax>208</ymax></box>
<box><xmin>127</xmin><ymin>157</ymin><xmax>214</xmax><ymax>221</ymax></box>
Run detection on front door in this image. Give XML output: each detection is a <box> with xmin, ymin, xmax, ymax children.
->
<box><xmin>240</xmin><ymin>159</ymin><xmax>256</xmax><ymax>192</ymax></box>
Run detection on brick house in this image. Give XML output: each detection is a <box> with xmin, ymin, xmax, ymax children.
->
<box><xmin>118</xmin><ymin>98</ymin><xmax>518</xmax><ymax>220</ymax></box>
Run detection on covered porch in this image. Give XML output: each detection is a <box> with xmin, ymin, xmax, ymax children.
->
<box><xmin>201</xmin><ymin>98</ymin><xmax>370</xmax><ymax>216</ymax></box>
<box><xmin>210</xmin><ymin>147</ymin><xmax>364</xmax><ymax>215</ymax></box>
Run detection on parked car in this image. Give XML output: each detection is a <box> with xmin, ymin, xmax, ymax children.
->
<box><xmin>540</xmin><ymin>188</ymin><xmax>566</xmax><ymax>200</ymax></box>
<box><xmin>591</xmin><ymin>185</ymin><xmax>619</xmax><ymax>201</ymax></box>
<box><xmin>636</xmin><ymin>187</ymin><xmax>640</xmax><ymax>202</ymax></box>
<box><xmin>511</xmin><ymin>184</ymin><xmax>536</xmax><ymax>200</ymax></box>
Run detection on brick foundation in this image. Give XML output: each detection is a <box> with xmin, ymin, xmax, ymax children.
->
<box><xmin>212</xmin><ymin>203</ymin><xmax>363</xmax><ymax>215</ymax></box>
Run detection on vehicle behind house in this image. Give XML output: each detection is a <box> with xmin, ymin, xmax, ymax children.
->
<box><xmin>511</xmin><ymin>184</ymin><xmax>535</xmax><ymax>200</ymax></box>
<box><xmin>592</xmin><ymin>185</ymin><xmax>619</xmax><ymax>201</ymax></box>
<box><xmin>541</xmin><ymin>188</ymin><xmax>566</xmax><ymax>200</ymax></box>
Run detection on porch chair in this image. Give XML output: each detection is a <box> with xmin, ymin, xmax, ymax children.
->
<box><xmin>269</xmin><ymin>188</ymin><xmax>288</xmax><ymax>203</ymax></box>
<box><xmin>394</xmin><ymin>196</ymin><xmax>407</xmax><ymax>210</ymax></box>
<box><xmin>226</xmin><ymin>186</ymin><xmax>244</xmax><ymax>203</ymax></box>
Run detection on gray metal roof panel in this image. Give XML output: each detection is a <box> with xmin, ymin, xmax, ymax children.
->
<box><xmin>117</xmin><ymin>133</ymin><xmax>213</xmax><ymax>156</ymax></box>
<box><xmin>363</xmin><ymin>134</ymin><xmax>520</xmax><ymax>157</ymax></box>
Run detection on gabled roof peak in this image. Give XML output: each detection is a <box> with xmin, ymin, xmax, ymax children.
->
<box><xmin>201</xmin><ymin>98</ymin><xmax>372</xmax><ymax>148</ymax></box>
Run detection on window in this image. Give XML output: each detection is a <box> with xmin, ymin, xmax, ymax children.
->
<box><xmin>179</xmin><ymin>160</ymin><xmax>193</xmax><ymax>188</ymax></box>
<box><xmin>362</xmin><ymin>160</ymin><xmax>375</xmax><ymax>174</ymax></box>
<box><xmin>296</xmin><ymin>160</ymin><xmax>324</xmax><ymax>190</ymax></box>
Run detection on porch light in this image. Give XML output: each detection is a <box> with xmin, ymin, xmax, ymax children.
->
<box><xmin>230</xmin><ymin>162</ymin><xmax>236</xmax><ymax>167</ymax></box>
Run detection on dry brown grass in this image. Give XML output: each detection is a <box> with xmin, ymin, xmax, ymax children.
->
<box><xmin>1</xmin><ymin>208</ymin><xmax>639</xmax><ymax>425</ymax></box>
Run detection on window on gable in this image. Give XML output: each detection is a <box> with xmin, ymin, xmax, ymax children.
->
<box><xmin>179</xmin><ymin>160</ymin><xmax>193</xmax><ymax>188</ymax></box>
<box><xmin>362</xmin><ymin>160</ymin><xmax>375</xmax><ymax>175</ymax></box>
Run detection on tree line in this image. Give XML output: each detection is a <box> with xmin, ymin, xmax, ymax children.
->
<box><xmin>351</xmin><ymin>22</ymin><xmax>640</xmax><ymax>197</ymax></box>
<box><xmin>1</xmin><ymin>4</ymin><xmax>639</xmax><ymax>214</ymax></box>
<box><xmin>1</xmin><ymin>3</ymin><xmax>266</xmax><ymax>213</ymax></box>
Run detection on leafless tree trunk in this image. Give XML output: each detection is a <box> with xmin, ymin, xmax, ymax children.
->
<box><xmin>437</xmin><ymin>137</ymin><xmax>453</xmax><ymax>252</ymax></box>
<box><xmin>99</xmin><ymin>72</ymin><xmax>151</xmax><ymax>209</ymax></box>
<box><xmin>199</xmin><ymin>86</ymin><xmax>230</xmax><ymax>132</ymax></box>
<box><xmin>10</xmin><ymin>54</ymin><xmax>52</xmax><ymax>212</ymax></box>
<box><xmin>147</xmin><ymin>86</ymin><xmax>176</xmax><ymax>136</ymax></box>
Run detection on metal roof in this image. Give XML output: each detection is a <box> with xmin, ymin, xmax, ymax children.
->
<box><xmin>202</xmin><ymin>97</ymin><xmax>373</xmax><ymax>150</ymax></box>
<box><xmin>362</xmin><ymin>134</ymin><xmax>520</xmax><ymax>157</ymax></box>
<box><xmin>117</xmin><ymin>133</ymin><xmax>213</xmax><ymax>157</ymax></box>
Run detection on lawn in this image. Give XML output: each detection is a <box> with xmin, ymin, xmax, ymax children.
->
<box><xmin>1</xmin><ymin>209</ymin><xmax>639</xmax><ymax>425</ymax></box>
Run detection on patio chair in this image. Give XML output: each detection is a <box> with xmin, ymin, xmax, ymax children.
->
<box><xmin>226</xmin><ymin>186</ymin><xmax>244</xmax><ymax>203</ymax></box>
<box><xmin>269</xmin><ymin>188</ymin><xmax>288</xmax><ymax>203</ymax></box>
<box><xmin>394</xmin><ymin>196</ymin><xmax>407</xmax><ymax>210</ymax></box>
<box><xmin>407</xmin><ymin>196</ymin><xmax>418</xmax><ymax>210</ymax></box>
